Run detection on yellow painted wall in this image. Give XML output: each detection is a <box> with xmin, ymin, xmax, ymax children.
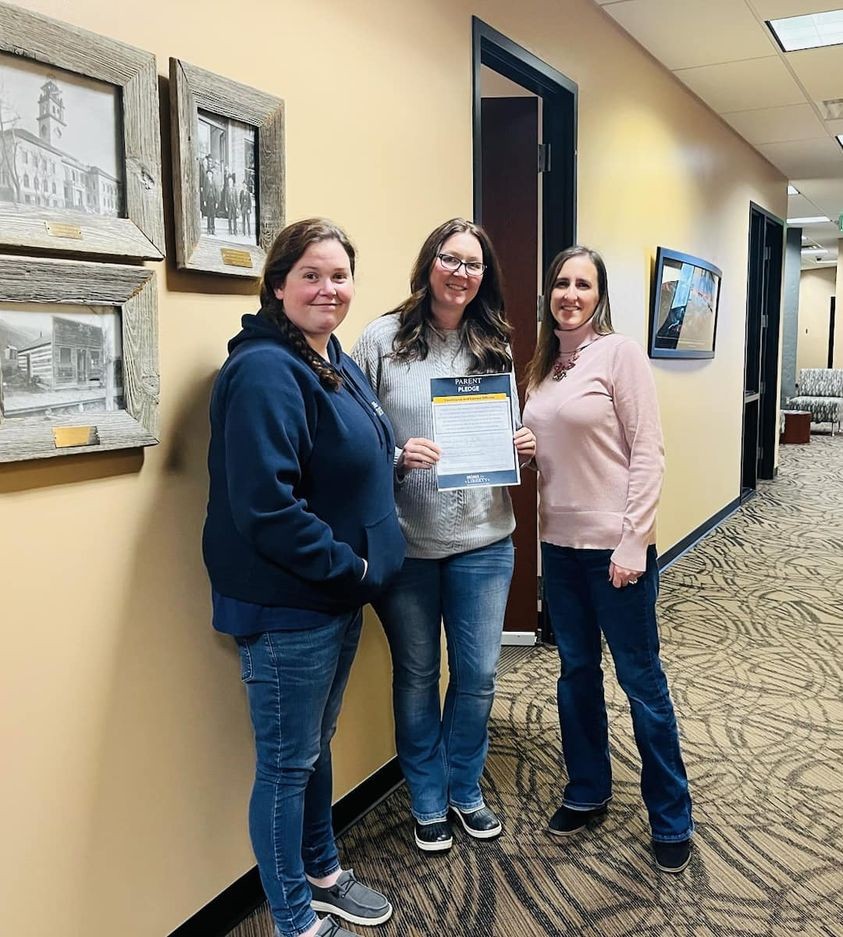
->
<box><xmin>797</xmin><ymin>267</ymin><xmax>837</xmax><ymax>374</ymax></box>
<box><xmin>0</xmin><ymin>2</ymin><xmax>785</xmax><ymax>935</ymax></box>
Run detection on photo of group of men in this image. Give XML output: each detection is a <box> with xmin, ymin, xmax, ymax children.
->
<box><xmin>196</xmin><ymin>109</ymin><xmax>257</xmax><ymax>247</ymax></box>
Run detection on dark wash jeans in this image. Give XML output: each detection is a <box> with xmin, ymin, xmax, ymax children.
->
<box><xmin>236</xmin><ymin>610</ymin><xmax>363</xmax><ymax>937</ymax></box>
<box><xmin>374</xmin><ymin>537</ymin><xmax>514</xmax><ymax>821</ymax></box>
<box><xmin>541</xmin><ymin>543</ymin><xmax>693</xmax><ymax>842</ymax></box>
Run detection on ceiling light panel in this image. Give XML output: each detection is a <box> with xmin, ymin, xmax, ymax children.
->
<box><xmin>768</xmin><ymin>9</ymin><xmax>843</xmax><ymax>51</ymax></box>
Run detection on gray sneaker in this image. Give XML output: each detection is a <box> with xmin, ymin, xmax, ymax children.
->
<box><xmin>310</xmin><ymin>870</ymin><xmax>393</xmax><ymax>926</ymax></box>
<box><xmin>315</xmin><ymin>917</ymin><xmax>359</xmax><ymax>937</ymax></box>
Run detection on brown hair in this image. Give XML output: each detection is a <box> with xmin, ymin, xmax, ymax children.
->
<box><xmin>260</xmin><ymin>218</ymin><xmax>356</xmax><ymax>390</ymax></box>
<box><xmin>387</xmin><ymin>218</ymin><xmax>512</xmax><ymax>374</ymax></box>
<box><xmin>525</xmin><ymin>245</ymin><xmax>614</xmax><ymax>392</ymax></box>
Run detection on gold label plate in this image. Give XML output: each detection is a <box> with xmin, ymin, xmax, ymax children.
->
<box><xmin>53</xmin><ymin>426</ymin><xmax>100</xmax><ymax>449</ymax></box>
<box><xmin>221</xmin><ymin>248</ymin><xmax>253</xmax><ymax>268</ymax></box>
<box><xmin>46</xmin><ymin>221</ymin><xmax>83</xmax><ymax>240</ymax></box>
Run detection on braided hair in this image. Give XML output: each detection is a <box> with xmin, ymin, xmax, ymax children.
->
<box><xmin>259</xmin><ymin>218</ymin><xmax>356</xmax><ymax>390</ymax></box>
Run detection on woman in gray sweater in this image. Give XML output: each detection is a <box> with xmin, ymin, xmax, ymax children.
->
<box><xmin>352</xmin><ymin>218</ymin><xmax>535</xmax><ymax>853</ymax></box>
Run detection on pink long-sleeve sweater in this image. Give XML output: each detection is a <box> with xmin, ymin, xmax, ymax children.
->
<box><xmin>522</xmin><ymin>327</ymin><xmax>665</xmax><ymax>572</ymax></box>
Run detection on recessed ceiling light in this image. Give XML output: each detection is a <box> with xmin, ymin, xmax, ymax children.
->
<box><xmin>767</xmin><ymin>10</ymin><xmax>843</xmax><ymax>52</ymax></box>
<box><xmin>788</xmin><ymin>216</ymin><xmax>831</xmax><ymax>224</ymax></box>
<box><xmin>787</xmin><ymin>184</ymin><xmax>800</xmax><ymax>195</ymax></box>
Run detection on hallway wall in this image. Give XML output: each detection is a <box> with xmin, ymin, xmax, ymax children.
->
<box><xmin>0</xmin><ymin>2</ymin><xmax>784</xmax><ymax>935</ymax></box>
<box><xmin>797</xmin><ymin>267</ymin><xmax>837</xmax><ymax>374</ymax></box>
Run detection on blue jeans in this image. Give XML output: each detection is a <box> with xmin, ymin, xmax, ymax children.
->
<box><xmin>541</xmin><ymin>543</ymin><xmax>693</xmax><ymax>843</ymax></box>
<box><xmin>374</xmin><ymin>537</ymin><xmax>514</xmax><ymax>821</ymax></box>
<box><xmin>236</xmin><ymin>610</ymin><xmax>363</xmax><ymax>937</ymax></box>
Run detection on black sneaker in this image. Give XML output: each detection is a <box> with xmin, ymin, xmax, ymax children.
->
<box><xmin>547</xmin><ymin>804</ymin><xmax>608</xmax><ymax>837</ymax></box>
<box><xmin>310</xmin><ymin>869</ymin><xmax>392</xmax><ymax>926</ymax></box>
<box><xmin>414</xmin><ymin>818</ymin><xmax>453</xmax><ymax>852</ymax></box>
<box><xmin>314</xmin><ymin>916</ymin><xmax>359</xmax><ymax>937</ymax></box>
<box><xmin>652</xmin><ymin>838</ymin><xmax>692</xmax><ymax>873</ymax></box>
<box><xmin>451</xmin><ymin>805</ymin><xmax>503</xmax><ymax>840</ymax></box>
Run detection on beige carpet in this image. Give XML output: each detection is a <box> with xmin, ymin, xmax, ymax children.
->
<box><xmin>234</xmin><ymin>436</ymin><xmax>843</xmax><ymax>937</ymax></box>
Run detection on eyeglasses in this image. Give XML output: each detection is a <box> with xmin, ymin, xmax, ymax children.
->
<box><xmin>436</xmin><ymin>252</ymin><xmax>486</xmax><ymax>278</ymax></box>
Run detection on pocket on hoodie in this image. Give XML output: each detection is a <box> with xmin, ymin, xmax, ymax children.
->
<box><xmin>363</xmin><ymin>510</ymin><xmax>406</xmax><ymax>591</ymax></box>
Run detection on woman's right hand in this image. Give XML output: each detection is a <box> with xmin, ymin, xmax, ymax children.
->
<box><xmin>397</xmin><ymin>437</ymin><xmax>442</xmax><ymax>474</ymax></box>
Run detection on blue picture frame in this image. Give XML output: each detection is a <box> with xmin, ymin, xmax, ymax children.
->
<box><xmin>649</xmin><ymin>247</ymin><xmax>722</xmax><ymax>359</ymax></box>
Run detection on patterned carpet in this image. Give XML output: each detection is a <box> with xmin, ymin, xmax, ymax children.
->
<box><xmin>233</xmin><ymin>436</ymin><xmax>843</xmax><ymax>937</ymax></box>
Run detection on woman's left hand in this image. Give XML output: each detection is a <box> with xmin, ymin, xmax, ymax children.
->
<box><xmin>514</xmin><ymin>426</ymin><xmax>537</xmax><ymax>463</ymax></box>
<box><xmin>608</xmin><ymin>562</ymin><xmax>643</xmax><ymax>589</ymax></box>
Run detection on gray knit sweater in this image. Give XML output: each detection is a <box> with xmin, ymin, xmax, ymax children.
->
<box><xmin>351</xmin><ymin>314</ymin><xmax>516</xmax><ymax>559</ymax></box>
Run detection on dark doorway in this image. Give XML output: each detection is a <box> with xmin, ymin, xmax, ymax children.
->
<box><xmin>472</xmin><ymin>19</ymin><xmax>577</xmax><ymax>642</ymax></box>
<box><xmin>742</xmin><ymin>203</ymin><xmax>784</xmax><ymax>497</ymax></box>
<box><xmin>828</xmin><ymin>297</ymin><xmax>836</xmax><ymax>369</ymax></box>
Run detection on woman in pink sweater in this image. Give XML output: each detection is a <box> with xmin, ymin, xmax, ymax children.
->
<box><xmin>522</xmin><ymin>246</ymin><xmax>693</xmax><ymax>874</ymax></box>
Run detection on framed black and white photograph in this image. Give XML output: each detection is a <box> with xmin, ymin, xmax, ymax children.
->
<box><xmin>0</xmin><ymin>2</ymin><xmax>164</xmax><ymax>260</ymax></box>
<box><xmin>170</xmin><ymin>58</ymin><xmax>284</xmax><ymax>277</ymax></box>
<box><xmin>0</xmin><ymin>256</ymin><xmax>159</xmax><ymax>462</ymax></box>
<box><xmin>0</xmin><ymin>305</ymin><xmax>124</xmax><ymax>417</ymax></box>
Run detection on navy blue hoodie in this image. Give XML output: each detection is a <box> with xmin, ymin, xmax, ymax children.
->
<box><xmin>202</xmin><ymin>312</ymin><xmax>405</xmax><ymax>627</ymax></box>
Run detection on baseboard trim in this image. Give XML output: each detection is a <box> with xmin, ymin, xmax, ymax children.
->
<box><xmin>168</xmin><ymin>757</ymin><xmax>403</xmax><ymax>937</ymax></box>
<box><xmin>658</xmin><ymin>495</ymin><xmax>742</xmax><ymax>571</ymax></box>
<box><xmin>501</xmin><ymin>631</ymin><xmax>537</xmax><ymax>646</ymax></box>
<box><xmin>168</xmin><ymin>867</ymin><xmax>264</xmax><ymax>937</ymax></box>
<box><xmin>332</xmin><ymin>756</ymin><xmax>404</xmax><ymax>838</ymax></box>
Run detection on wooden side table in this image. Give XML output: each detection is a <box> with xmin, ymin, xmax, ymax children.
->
<box><xmin>781</xmin><ymin>410</ymin><xmax>812</xmax><ymax>444</ymax></box>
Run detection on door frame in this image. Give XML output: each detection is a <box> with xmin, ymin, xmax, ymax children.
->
<box><xmin>741</xmin><ymin>201</ymin><xmax>784</xmax><ymax>497</ymax></box>
<box><xmin>471</xmin><ymin>17</ymin><xmax>577</xmax><ymax>267</ymax></box>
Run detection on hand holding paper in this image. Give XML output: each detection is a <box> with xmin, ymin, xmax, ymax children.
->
<box><xmin>430</xmin><ymin>374</ymin><xmax>521</xmax><ymax>490</ymax></box>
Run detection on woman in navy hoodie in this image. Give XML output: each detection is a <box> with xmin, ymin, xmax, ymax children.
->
<box><xmin>203</xmin><ymin>218</ymin><xmax>405</xmax><ymax>937</ymax></box>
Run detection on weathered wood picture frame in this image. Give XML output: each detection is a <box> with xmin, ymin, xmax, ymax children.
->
<box><xmin>0</xmin><ymin>255</ymin><xmax>159</xmax><ymax>463</ymax></box>
<box><xmin>0</xmin><ymin>2</ymin><xmax>165</xmax><ymax>260</ymax></box>
<box><xmin>170</xmin><ymin>58</ymin><xmax>285</xmax><ymax>278</ymax></box>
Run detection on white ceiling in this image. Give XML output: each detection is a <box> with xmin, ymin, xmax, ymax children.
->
<box><xmin>594</xmin><ymin>0</ymin><xmax>843</xmax><ymax>270</ymax></box>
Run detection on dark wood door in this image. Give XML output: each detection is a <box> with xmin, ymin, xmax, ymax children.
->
<box><xmin>480</xmin><ymin>96</ymin><xmax>539</xmax><ymax>635</ymax></box>
<box><xmin>742</xmin><ymin>206</ymin><xmax>784</xmax><ymax>496</ymax></box>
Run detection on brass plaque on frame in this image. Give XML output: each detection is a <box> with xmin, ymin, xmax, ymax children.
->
<box><xmin>221</xmin><ymin>248</ymin><xmax>254</xmax><ymax>268</ymax></box>
<box><xmin>53</xmin><ymin>426</ymin><xmax>101</xmax><ymax>449</ymax></box>
<box><xmin>45</xmin><ymin>221</ymin><xmax>84</xmax><ymax>240</ymax></box>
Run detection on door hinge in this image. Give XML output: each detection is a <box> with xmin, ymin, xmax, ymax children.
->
<box><xmin>757</xmin><ymin>445</ymin><xmax>763</xmax><ymax>461</ymax></box>
<box><xmin>537</xmin><ymin>575</ymin><xmax>543</xmax><ymax>601</ymax></box>
<box><xmin>764</xmin><ymin>245</ymin><xmax>771</xmax><ymax>260</ymax></box>
<box><xmin>537</xmin><ymin>294</ymin><xmax>544</xmax><ymax>322</ymax></box>
<box><xmin>762</xmin><ymin>314</ymin><xmax>769</xmax><ymax>328</ymax></box>
<box><xmin>538</xmin><ymin>143</ymin><xmax>551</xmax><ymax>173</ymax></box>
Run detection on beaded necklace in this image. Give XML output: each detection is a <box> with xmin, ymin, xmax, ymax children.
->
<box><xmin>551</xmin><ymin>336</ymin><xmax>602</xmax><ymax>381</ymax></box>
